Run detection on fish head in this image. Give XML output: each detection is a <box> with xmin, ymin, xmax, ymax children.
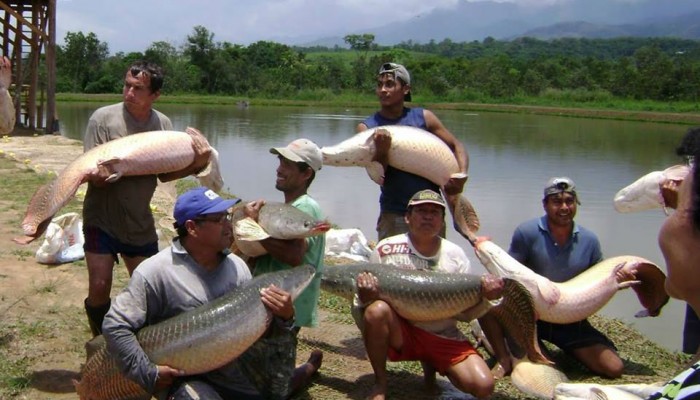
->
<box><xmin>613</xmin><ymin>170</ymin><xmax>666</xmax><ymax>213</ymax></box>
<box><xmin>320</xmin><ymin>265</ymin><xmax>357</xmax><ymax>300</ymax></box>
<box><xmin>196</xmin><ymin>147</ymin><xmax>224</xmax><ymax>192</ymax></box>
<box><xmin>262</xmin><ymin>203</ymin><xmax>331</xmax><ymax>239</ymax></box>
<box><xmin>474</xmin><ymin>239</ymin><xmax>526</xmax><ymax>279</ymax></box>
<box><xmin>320</xmin><ymin>131</ymin><xmax>374</xmax><ymax>167</ymax></box>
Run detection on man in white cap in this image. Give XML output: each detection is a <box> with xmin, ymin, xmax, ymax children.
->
<box><xmin>356</xmin><ymin>62</ymin><xmax>469</xmax><ymax>240</ymax></box>
<box><xmin>353</xmin><ymin>189</ymin><xmax>508</xmax><ymax>400</ymax></box>
<box><xmin>507</xmin><ymin>177</ymin><xmax>628</xmax><ymax>378</ymax></box>
<box><xmin>243</xmin><ymin>138</ymin><xmax>325</xmax><ymax>392</ymax></box>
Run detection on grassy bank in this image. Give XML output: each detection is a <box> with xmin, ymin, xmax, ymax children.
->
<box><xmin>56</xmin><ymin>92</ymin><xmax>700</xmax><ymax>125</ymax></box>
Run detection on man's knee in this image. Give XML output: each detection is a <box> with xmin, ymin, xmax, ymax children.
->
<box><xmin>363</xmin><ymin>301</ymin><xmax>393</xmax><ymax>324</ymax></box>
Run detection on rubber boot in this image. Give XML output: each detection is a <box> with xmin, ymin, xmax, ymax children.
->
<box><xmin>84</xmin><ymin>298</ymin><xmax>111</xmax><ymax>337</ymax></box>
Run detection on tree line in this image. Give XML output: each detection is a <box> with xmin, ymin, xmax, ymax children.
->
<box><xmin>55</xmin><ymin>26</ymin><xmax>700</xmax><ymax>103</ymax></box>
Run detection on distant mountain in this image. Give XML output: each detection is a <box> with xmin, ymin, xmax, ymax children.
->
<box><xmin>519</xmin><ymin>11</ymin><xmax>700</xmax><ymax>40</ymax></box>
<box><xmin>296</xmin><ymin>0</ymin><xmax>700</xmax><ymax>47</ymax></box>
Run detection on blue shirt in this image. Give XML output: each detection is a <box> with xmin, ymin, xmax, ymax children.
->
<box><xmin>362</xmin><ymin>107</ymin><xmax>440</xmax><ymax>214</ymax></box>
<box><xmin>508</xmin><ymin>216</ymin><xmax>603</xmax><ymax>282</ymax></box>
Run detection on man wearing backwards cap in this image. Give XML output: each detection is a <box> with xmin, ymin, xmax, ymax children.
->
<box><xmin>353</xmin><ymin>189</ymin><xmax>508</xmax><ymax>400</ymax></box>
<box><xmin>243</xmin><ymin>138</ymin><xmax>325</xmax><ymax>391</ymax></box>
<box><xmin>507</xmin><ymin>177</ymin><xmax>632</xmax><ymax>379</ymax></box>
<box><xmin>103</xmin><ymin>187</ymin><xmax>321</xmax><ymax>399</ymax></box>
<box><xmin>356</xmin><ymin>62</ymin><xmax>469</xmax><ymax>241</ymax></box>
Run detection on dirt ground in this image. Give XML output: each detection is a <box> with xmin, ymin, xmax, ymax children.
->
<box><xmin>0</xmin><ymin>131</ymin><xmax>687</xmax><ymax>400</ymax></box>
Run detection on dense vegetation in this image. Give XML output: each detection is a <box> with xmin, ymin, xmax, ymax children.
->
<box><xmin>55</xmin><ymin>27</ymin><xmax>700</xmax><ymax>106</ymax></box>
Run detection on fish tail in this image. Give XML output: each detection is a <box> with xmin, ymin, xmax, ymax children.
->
<box><xmin>493</xmin><ymin>279</ymin><xmax>553</xmax><ymax>365</ymax></box>
<box><xmin>73</xmin><ymin>378</ymin><xmax>87</xmax><ymax>400</ymax></box>
<box><xmin>22</xmin><ymin>178</ymin><xmax>58</xmax><ymax>235</ymax></box>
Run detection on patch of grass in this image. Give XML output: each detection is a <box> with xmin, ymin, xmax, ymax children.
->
<box><xmin>10</xmin><ymin>249</ymin><xmax>33</xmax><ymax>261</ymax></box>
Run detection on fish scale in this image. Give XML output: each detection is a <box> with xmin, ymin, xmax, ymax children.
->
<box><xmin>74</xmin><ymin>266</ymin><xmax>315</xmax><ymax>400</ymax></box>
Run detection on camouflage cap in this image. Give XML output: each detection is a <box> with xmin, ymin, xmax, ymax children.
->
<box><xmin>407</xmin><ymin>189</ymin><xmax>445</xmax><ymax>208</ymax></box>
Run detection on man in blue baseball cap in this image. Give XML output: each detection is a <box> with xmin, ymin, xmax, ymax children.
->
<box><xmin>102</xmin><ymin>187</ymin><xmax>319</xmax><ymax>399</ymax></box>
<box><xmin>173</xmin><ymin>186</ymin><xmax>240</xmax><ymax>227</ymax></box>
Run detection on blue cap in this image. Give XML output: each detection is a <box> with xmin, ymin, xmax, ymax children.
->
<box><xmin>174</xmin><ymin>187</ymin><xmax>240</xmax><ymax>226</ymax></box>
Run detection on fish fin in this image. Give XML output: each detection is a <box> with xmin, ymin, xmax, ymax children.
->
<box><xmin>590</xmin><ymin>387</ymin><xmax>610</xmax><ymax>400</ymax></box>
<box><xmin>493</xmin><ymin>279</ymin><xmax>553</xmax><ymax>365</ymax></box>
<box><xmin>536</xmin><ymin>280</ymin><xmax>561</xmax><ymax>305</ymax></box>
<box><xmin>628</xmin><ymin>259</ymin><xmax>669</xmax><ymax>317</ymax></box>
<box><xmin>105</xmin><ymin>172</ymin><xmax>123</xmax><ymax>183</ymax></box>
<box><xmin>234</xmin><ymin>217</ymin><xmax>270</xmax><ymax>241</ymax></box>
<box><xmin>366</xmin><ymin>162</ymin><xmax>385</xmax><ymax>185</ymax></box>
<box><xmin>618</xmin><ymin>280</ymin><xmax>641</xmax><ymax>290</ymax></box>
<box><xmin>97</xmin><ymin>157</ymin><xmax>120</xmax><ymax>166</ymax></box>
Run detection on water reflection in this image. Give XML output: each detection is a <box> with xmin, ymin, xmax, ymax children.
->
<box><xmin>57</xmin><ymin>102</ymin><xmax>689</xmax><ymax>352</ymax></box>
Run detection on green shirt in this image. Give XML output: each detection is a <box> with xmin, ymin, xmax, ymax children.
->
<box><xmin>253</xmin><ymin>194</ymin><xmax>325</xmax><ymax>327</ymax></box>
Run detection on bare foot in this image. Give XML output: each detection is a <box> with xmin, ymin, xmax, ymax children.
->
<box><xmin>289</xmin><ymin>349</ymin><xmax>323</xmax><ymax>394</ymax></box>
<box><xmin>365</xmin><ymin>383</ymin><xmax>387</xmax><ymax>400</ymax></box>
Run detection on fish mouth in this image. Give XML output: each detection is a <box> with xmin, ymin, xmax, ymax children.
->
<box><xmin>312</xmin><ymin>221</ymin><xmax>332</xmax><ymax>234</ymax></box>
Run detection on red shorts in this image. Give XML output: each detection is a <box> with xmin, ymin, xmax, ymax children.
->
<box><xmin>388</xmin><ymin>318</ymin><xmax>479</xmax><ymax>375</ymax></box>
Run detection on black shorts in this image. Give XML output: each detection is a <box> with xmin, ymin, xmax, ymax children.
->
<box><xmin>83</xmin><ymin>225</ymin><xmax>158</xmax><ymax>263</ymax></box>
<box><xmin>537</xmin><ymin>319</ymin><xmax>616</xmax><ymax>354</ymax></box>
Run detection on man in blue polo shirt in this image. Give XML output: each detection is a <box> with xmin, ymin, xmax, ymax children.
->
<box><xmin>508</xmin><ymin>177</ymin><xmax>624</xmax><ymax>379</ymax></box>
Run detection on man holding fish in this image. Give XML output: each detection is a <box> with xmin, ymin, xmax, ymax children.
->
<box><xmin>82</xmin><ymin>61</ymin><xmax>211</xmax><ymax>337</ymax></box>
<box><xmin>354</xmin><ymin>189</ymin><xmax>508</xmax><ymax>400</ymax></box>
<box><xmin>508</xmin><ymin>177</ymin><xmax>630</xmax><ymax>379</ymax></box>
<box><xmin>357</xmin><ymin>62</ymin><xmax>469</xmax><ymax>240</ymax></box>
<box><xmin>243</xmin><ymin>138</ymin><xmax>326</xmax><ymax>388</ymax></box>
<box><xmin>101</xmin><ymin>187</ymin><xmax>320</xmax><ymax>399</ymax></box>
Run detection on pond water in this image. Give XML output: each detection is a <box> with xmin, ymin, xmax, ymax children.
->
<box><xmin>57</xmin><ymin>101</ymin><xmax>691</xmax><ymax>352</ymax></box>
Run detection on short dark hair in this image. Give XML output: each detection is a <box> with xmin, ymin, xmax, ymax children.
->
<box><xmin>296</xmin><ymin>161</ymin><xmax>316</xmax><ymax>189</ymax></box>
<box><xmin>691</xmin><ymin>142</ymin><xmax>700</xmax><ymax>231</ymax></box>
<box><xmin>676</xmin><ymin>127</ymin><xmax>700</xmax><ymax>158</ymax></box>
<box><xmin>128</xmin><ymin>61</ymin><xmax>165</xmax><ymax>93</ymax></box>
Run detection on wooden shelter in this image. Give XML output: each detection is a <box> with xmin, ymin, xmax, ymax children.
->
<box><xmin>0</xmin><ymin>0</ymin><xmax>56</xmax><ymax>134</ymax></box>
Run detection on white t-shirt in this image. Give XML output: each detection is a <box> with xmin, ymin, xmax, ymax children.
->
<box><xmin>369</xmin><ymin>233</ymin><xmax>472</xmax><ymax>338</ymax></box>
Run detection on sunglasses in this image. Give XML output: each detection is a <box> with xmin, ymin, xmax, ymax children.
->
<box><xmin>194</xmin><ymin>213</ymin><xmax>233</xmax><ymax>224</ymax></box>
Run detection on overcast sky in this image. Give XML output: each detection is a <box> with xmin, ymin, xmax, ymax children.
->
<box><xmin>56</xmin><ymin>0</ymin><xmax>573</xmax><ymax>54</ymax></box>
<box><xmin>56</xmin><ymin>0</ymin><xmax>650</xmax><ymax>54</ymax></box>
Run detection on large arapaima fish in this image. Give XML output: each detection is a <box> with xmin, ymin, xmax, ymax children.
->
<box><xmin>474</xmin><ymin>239</ymin><xmax>669</xmax><ymax>324</ymax></box>
<box><xmin>13</xmin><ymin>128</ymin><xmax>223</xmax><ymax>244</ymax></box>
<box><xmin>74</xmin><ymin>266</ymin><xmax>315</xmax><ymax>400</ymax></box>
<box><xmin>320</xmin><ymin>125</ymin><xmax>479</xmax><ymax>233</ymax></box>
<box><xmin>320</xmin><ymin>125</ymin><xmax>465</xmax><ymax>187</ymax></box>
<box><xmin>321</xmin><ymin>263</ymin><xmax>550</xmax><ymax>365</ymax></box>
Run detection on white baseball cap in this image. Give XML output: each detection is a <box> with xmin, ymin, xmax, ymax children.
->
<box><xmin>270</xmin><ymin>138</ymin><xmax>323</xmax><ymax>172</ymax></box>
